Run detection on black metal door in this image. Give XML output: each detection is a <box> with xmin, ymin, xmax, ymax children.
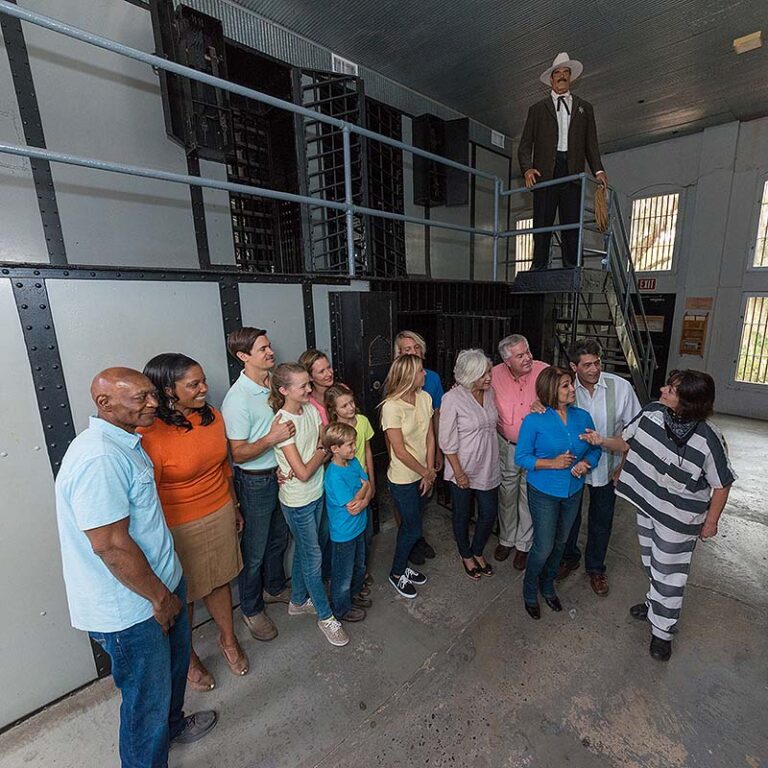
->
<box><xmin>640</xmin><ymin>293</ymin><xmax>677</xmax><ymax>397</ymax></box>
<box><xmin>329</xmin><ymin>291</ymin><xmax>396</xmax><ymax>446</ymax></box>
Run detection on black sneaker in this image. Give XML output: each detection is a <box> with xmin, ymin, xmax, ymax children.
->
<box><xmin>418</xmin><ymin>537</ymin><xmax>436</xmax><ymax>559</ymax></box>
<box><xmin>389</xmin><ymin>573</ymin><xmax>417</xmax><ymax>598</ymax></box>
<box><xmin>404</xmin><ymin>567</ymin><xmax>427</xmax><ymax>585</ymax></box>
<box><xmin>171</xmin><ymin>710</ymin><xmax>218</xmax><ymax>745</ymax></box>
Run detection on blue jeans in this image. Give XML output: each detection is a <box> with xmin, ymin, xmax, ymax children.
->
<box><xmin>281</xmin><ymin>496</ymin><xmax>333</xmax><ymax>620</ymax></box>
<box><xmin>89</xmin><ymin>579</ymin><xmax>190</xmax><ymax>768</ymax></box>
<box><xmin>562</xmin><ymin>483</ymin><xmax>616</xmax><ymax>575</ymax></box>
<box><xmin>389</xmin><ymin>480</ymin><xmax>425</xmax><ymax>576</ymax></box>
<box><xmin>523</xmin><ymin>485</ymin><xmax>584</xmax><ymax>604</ymax></box>
<box><xmin>450</xmin><ymin>484</ymin><xmax>499</xmax><ymax>559</ymax></box>
<box><xmin>330</xmin><ymin>531</ymin><xmax>367</xmax><ymax>618</ymax></box>
<box><xmin>235</xmin><ymin>469</ymin><xmax>289</xmax><ymax>617</ymax></box>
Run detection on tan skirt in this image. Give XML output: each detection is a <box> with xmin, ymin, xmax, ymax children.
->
<box><xmin>170</xmin><ymin>500</ymin><xmax>243</xmax><ymax>603</ymax></box>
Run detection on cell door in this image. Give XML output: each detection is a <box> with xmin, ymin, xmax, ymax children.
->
<box><xmin>294</xmin><ymin>69</ymin><xmax>369</xmax><ymax>274</ymax></box>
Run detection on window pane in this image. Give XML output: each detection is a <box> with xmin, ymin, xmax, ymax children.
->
<box><xmin>629</xmin><ymin>193</ymin><xmax>679</xmax><ymax>271</ymax></box>
<box><xmin>753</xmin><ymin>180</ymin><xmax>768</xmax><ymax>268</ymax></box>
<box><xmin>735</xmin><ymin>296</ymin><xmax>768</xmax><ymax>385</ymax></box>
<box><xmin>515</xmin><ymin>217</ymin><xmax>533</xmax><ymax>273</ymax></box>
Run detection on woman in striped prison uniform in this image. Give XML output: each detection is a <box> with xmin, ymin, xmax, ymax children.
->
<box><xmin>580</xmin><ymin>369</ymin><xmax>736</xmax><ymax>662</ymax></box>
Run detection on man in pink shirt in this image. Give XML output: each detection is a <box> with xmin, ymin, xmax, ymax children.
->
<box><xmin>491</xmin><ymin>335</ymin><xmax>549</xmax><ymax>569</ymax></box>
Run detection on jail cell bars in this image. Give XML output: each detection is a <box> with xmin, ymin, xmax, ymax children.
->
<box><xmin>736</xmin><ymin>295</ymin><xmax>768</xmax><ymax>385</ymax></box>
<box><xmin>629</xmin><ymin>193</ymin><xmax>680</xmax><ymax>272</ymax></box>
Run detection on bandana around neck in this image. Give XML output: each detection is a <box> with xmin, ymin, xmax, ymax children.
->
<box><xmin>663</xmin><ymin>407</ymin><xmax>698</xmax><ymax>446</ymax></box>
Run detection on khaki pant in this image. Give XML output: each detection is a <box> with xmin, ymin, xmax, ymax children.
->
<box><xmin>497</xmin><ymin>434</ymin><xmax>533</xmax><ymax>551</ymax></box>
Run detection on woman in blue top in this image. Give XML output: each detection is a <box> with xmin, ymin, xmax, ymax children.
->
<box><xmin>515</xmin><ymin>366</ymin><xmax>601</xmax><ymax>619</ymax></box>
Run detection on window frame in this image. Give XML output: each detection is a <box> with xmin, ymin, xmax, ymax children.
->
<box><xmin>731</xmin><ymin>291</ymin><xmax>768</xmax><ymax>390</ymax></box>
<box><xmin>628</xmin><ymin>189</ymin><xmax>684</xmax><ymax>275</ymax></box>
<box><xmin>746</xmin><ymin>173</ymin><xmax>768</xmax><ymax>273</ymax></box>
<box><xmin>513</xmin><ymin>213</ymin><xmax>534</xmax><ymax>275</ymax></box>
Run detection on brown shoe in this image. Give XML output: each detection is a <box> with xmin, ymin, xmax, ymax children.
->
<box><xmin>264</xmin><ymin>587</ymin><xmax>291</xmax><ymax>605</ymax></box>
<box><xmin>513</xmin><ymin>550</ymin><xmax>528</xmax><ymax>571</ymax></box>
<box><xmin>590</xmin><ymin>573</ymin><xmax>610</xmax><ymax>596</ymax></box>
<box><xmin>218</xmin><ymin>637</ymin><xmax>249</xmax><ymax>676</ymax></box>
<box><xmin>242</xmin><ymin>610</ymin><xmax>278</xmax><ymax>641</ymax></box>
<box><xmin>556</xmin><ymin>560</ymin><xmax>579</xmax><ymax>582</ymax></box>
<box><xmin>494</xmin><ymin>544</ymin><xmax>513</xmax><ymax>562</ymax></box>
<box><xmin>187</xmin><ymin>655</ymin><xmax>215</xmax><ymax>692</ymax></box>
<box><xmin>340</xmin><ymin>607</ymin><xmax>367</xmax><ymax>622</ymax></box>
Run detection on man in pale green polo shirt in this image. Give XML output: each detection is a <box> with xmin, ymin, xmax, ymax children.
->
<box><xmin>222</xmin><ymin>328</ymin><xmax>295</xmax><ymax>641</ymax></box>
<box><xmin>55</xmin><ymin>368</ymin><xmax>216</xmax><ymax>767</ymax></box>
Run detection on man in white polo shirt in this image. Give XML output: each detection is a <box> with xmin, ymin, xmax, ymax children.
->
<box><xmin>557</xmin><ymin>339</ymin><xmax>641</xmax><ymax>595</ymax></box>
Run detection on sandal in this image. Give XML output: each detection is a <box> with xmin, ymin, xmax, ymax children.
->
<box><xmin>219</xmin><ymin>638</ymin><xmax>249</xmax><ymax>677</ymax></box>
<box><xmin>363</xmin><ymin>572</ymin><xmax>374</xmax><ymax>587</ymax></box>
<box><xmin>187</xmin><ymin>656</ymin><xmax>215</xmax><ymax>692</ymax></box>
<box><xmin>461</xmin><ymin>557</ymin><xmax>482</xmax><ymax>581</ymax></box>
<box><xmin>474</xmin><ymin>558</ymin><xmax>494</xmax><ymax>577</ymax></box>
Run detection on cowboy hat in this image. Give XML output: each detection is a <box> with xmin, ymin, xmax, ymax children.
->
<box><xmin>540</xmin><ymin>52</ymin><xmax>583</xmax><ymax>84</ymax></box>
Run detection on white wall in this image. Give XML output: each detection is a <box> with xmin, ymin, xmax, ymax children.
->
<box><xmin>604</xmin><ymin>117</ymin><xmax>768</xmax><ymax>419</ymax></box>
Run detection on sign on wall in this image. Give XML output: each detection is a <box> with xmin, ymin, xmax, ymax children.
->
<box><xmin>638</xmin><ymin>278</ymin><xmax>657</xmax><ymax>291</ymax></box>
<box><xmin>679</xmin><ymin>296</ymin><xmax>714</xmax><ymax>357</ymax></box>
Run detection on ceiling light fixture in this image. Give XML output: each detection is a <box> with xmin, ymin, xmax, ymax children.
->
<box><xmin>733</xmin><ymin>31</ymin><xmax>762</xmax><ymax>55</ymax></box>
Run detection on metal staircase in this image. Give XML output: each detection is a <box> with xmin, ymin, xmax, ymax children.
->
<box><xmin>510</xmin><ymin>184</ymin><xmax>657</xmax><ymax>403</ymax></box>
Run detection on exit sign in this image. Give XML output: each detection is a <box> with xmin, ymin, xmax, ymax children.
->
<box><xmin>638</xmin><ymin>278</ymin><xmax>657</xmax><ymax>291</ymax></box>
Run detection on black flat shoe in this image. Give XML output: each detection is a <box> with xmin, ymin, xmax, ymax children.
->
<box><xmin>543</xmin><ymin>595</ymin><xmax>563</xmax><ymax>612</ymax></box>
<box><xmin>649</xmin><ymin>636</ymin><xmax>672</xmax><ymax>662</ymax></box>
<box><xmin>630</xmin><ymin>603</ymin><xmax>649</xmax><ymax>620</ymax></box>
<box><xmin>419</xmin><ymin>538</ymin><xmax>436</xmax><ymax>559</ymax></box>
<box><xmin>524</xmin><ymin>602</ymin><xmax>541</xmax><ymax>620</ymax></box>
<box><xmin>461</xmin><ymin>558</ymin><xmax>482</xmax><ymax>581</ymax></box>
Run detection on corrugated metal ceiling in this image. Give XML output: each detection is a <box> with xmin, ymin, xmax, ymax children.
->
<box><xmin>228</xmin><ymin>0</ymin><xmax>767</xmax><ymax>152</ymax></box>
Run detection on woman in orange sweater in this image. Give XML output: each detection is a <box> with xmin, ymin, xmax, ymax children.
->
<box><xmin>141</xmin><ymin>353</ymin><xmax>247</xmax><ymax>692</ymax></box>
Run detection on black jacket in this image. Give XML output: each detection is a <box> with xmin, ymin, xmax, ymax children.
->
<box><xmin>517</xmin><ymin>94</ymin><xmax>604</xmax><ymax>181</ymax></box>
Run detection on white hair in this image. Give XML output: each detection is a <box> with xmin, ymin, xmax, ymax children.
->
<box><xmin>454</xmin><ymin>349</ymin><xmax>492</xmax><ymax>389</ymax></box>
<box><xmin>394</xmin><ymin>330</ymin><xmax>427</xmax><ymax>358</ymax></box>
<box><xmin>498</xmin><ymin>334</ymin><xmax>529</xmax><ymax>361</ymax></box>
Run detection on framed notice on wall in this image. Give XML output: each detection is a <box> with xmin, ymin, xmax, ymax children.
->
<box><xmin>679</xmin><ymin>297</ymin><xmax>713</xmax><ymax>357</ymax></box>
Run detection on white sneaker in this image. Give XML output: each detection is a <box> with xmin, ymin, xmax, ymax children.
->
<box><xmin>288</xmin><ymin>598</ymin><xmax>316</xmax><ymax>616</ymax></box>
<box><xmin>317</xmin><ymin>616</ymin><xmax>349</xmax><ymax>647</ymax></box>
<box><xmin>404</xmin><ymin>567</ymin><xmax>427</xmax><ymax>585</ymax></box>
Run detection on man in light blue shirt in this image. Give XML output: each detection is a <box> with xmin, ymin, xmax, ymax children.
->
<box><xmin>222</xmin><ymin>328</ymin><xmax>295</xmax><ymax>641</ymax></box>
<box><xmin>55</xmin><ymin>368</ymin><xmax>216</xmax><ymax>767</ymax></box>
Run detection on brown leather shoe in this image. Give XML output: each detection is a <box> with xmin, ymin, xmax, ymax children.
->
<box><xmin>513</xmin><ymin>549</ymin><xmax>528</xmax><ymax>571</ymax></box>
<box><xmin>263</xmin><ymin>587</ymin><xmax>291</xmax><ymax>605</ymax></box>
<box><xmin>340</xmin><ymin>607</ymin><xmax>367</xmax><ymax>622</ymax></box>
<box><xmin>494</xmin><ymin>544</ymin><xmax>513</xmax><ymax>562</ymax></box>
<box><xmin>556</xmin><ymin>560</ymin><xmax>579</xmax><ymax>582</ymax></box>
<box><xmin>590</xmin><ymin>573</ymin><xmax>610</xmax><ymax>596</ymax></box>
<box><xmin>242</xmin><ymin>610</ymin><xmax>278</xmax><ymax>641</ymax></box>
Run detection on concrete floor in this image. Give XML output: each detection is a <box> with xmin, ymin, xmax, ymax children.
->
<box><xmin>1</xmin><ymin>414</ymin><xmax>766</xmax><ymax>768</ymax></box>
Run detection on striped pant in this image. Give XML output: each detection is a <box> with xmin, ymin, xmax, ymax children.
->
<box><xmin>636</xmin><ymin>511</ymin><xmax>698</xmax><ymax>640</ymax></box>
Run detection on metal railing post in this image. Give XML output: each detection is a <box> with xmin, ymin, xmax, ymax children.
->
<box><xmin>492</xmin><ymin>177</ymin><xmax>500</xmax><ymax>281</ymax></box>
<box><xmin>342</xmin><ymin>126</ymin><xmax>355</xmax><ymax>277</ymax></box>
<box><xmin>577</xmin><ymin>176</ymin><xmax>587</xmax><ymax>266</ymax></box>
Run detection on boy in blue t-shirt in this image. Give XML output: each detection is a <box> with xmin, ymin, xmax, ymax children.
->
<box><xmin>323</xmin><ymin>422</ymin><xmax>373</xmax><ymax>622</ymax></box>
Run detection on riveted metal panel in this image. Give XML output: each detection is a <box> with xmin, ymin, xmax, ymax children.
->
<box><xmin>46</xmin><ymin>280</ymin><xmax>231</xmax><ymax>428</ymax></box>
<box><xmin>0</xmin><ymin>278</ymin><xmax>96</xmax><ymax>729</ymax></box>
<box><xmin>22</xmin><ymin>0</ymin><xmax>198</xmax><ymax>268</ymax></box>
<box><xmin>237</xmin><ymin>281</ymin><xmax>307</xmax><ymax>363</ymax></box>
